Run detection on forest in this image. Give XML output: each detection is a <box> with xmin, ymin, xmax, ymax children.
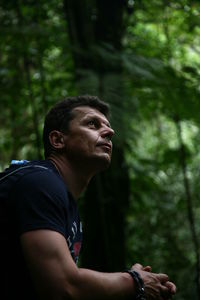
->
<box><xmin>1</xmin><ymin>1</ymin><xmax>200</xmax><ymax>299</ymax></box>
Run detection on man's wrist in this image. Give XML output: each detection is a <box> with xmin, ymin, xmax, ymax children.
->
<box><xmin>124</xmin><ymin>270</ymin><xmax>146</xmax><ymax>300</ymax></box>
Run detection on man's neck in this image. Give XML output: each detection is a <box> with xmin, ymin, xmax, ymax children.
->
<box><xmin>48</xmin><ymin>154</ymin><xmax>93</xmax><ymax>200</ymax></box>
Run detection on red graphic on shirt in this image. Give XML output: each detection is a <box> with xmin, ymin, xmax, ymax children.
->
<box><xmin>73</xmin><ymin>242</ymin><xmax>81</xmax><ymax>257</ymax></box>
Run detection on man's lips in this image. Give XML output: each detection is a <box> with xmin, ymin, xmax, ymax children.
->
<box><xmin>97</xmin><ymin>143</ymin><xmax>112</xmax><ymax>153</ymax></box>
<box><xmin>97</xmin><ymin>142</ymin><xmax>112</xmax><ymax>151</ymax></box>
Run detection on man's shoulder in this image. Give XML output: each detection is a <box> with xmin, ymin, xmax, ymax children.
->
<box><xmin>10</xmin><ymin>160</ymin><xmax>67</xmax><ymax>203</ymax></box>
<box><xmin>15</xmin><ymin>160</ymin><xmax>62</xmax><ymax>184</ymax></box>
<box><xmin>0</xmin><ymin>159</ymin><xmax>62</xmax><ymax>188</ymax></box>
<box><xmin>2</xmin><ymin>159</ymin><xmax>55</xmax><ymax>175</ymax></box>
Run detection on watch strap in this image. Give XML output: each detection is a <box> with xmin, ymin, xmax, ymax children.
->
<box><xmin>124</xmin><ymin>270</ymin><xmax>146</xmax><ymax>300</ymax></box>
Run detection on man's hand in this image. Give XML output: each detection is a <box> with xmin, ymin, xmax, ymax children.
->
<box><xmin>131</xmin><ymin>263</ymin><xmax>176</xmax><ymax>299</ymax></box>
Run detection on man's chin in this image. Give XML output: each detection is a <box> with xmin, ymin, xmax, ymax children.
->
<box><xmin>84</xmin><ymin>154</ymin><xmax>112</xmax><ymax>174</ymax></box>
<box><xmin>95</xmin><ymin>155</ymin><xmax>111</xmax><ymax>171</ymax></box>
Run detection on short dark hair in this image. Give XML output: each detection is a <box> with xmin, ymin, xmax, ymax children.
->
<box><xmin>43</xmin><ymin>95</ymin><xmax>110</xmax><ymax>158</ymax></box>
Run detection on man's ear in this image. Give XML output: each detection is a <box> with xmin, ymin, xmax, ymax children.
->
<box><xmin>49</xmin><ymin>130</ymin><xmax>65</xmax><ymax>150</ymax></box>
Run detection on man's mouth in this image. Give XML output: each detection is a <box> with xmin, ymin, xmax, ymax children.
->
<box><xmin>97</xmin><ymin>142</ymin><xmax>112</xmax><ymax>151</ymax></box>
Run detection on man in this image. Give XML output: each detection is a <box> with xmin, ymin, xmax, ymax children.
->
<box><xmin>0</xmin><ymin>95</ymin><xmax>176</xmax><ymax>300</ymax></box>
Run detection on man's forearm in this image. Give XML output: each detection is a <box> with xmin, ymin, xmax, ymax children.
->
<box><xmin>67</xmin><ymin>268</ymin><xmax>135</xmax><ymax>300</ymax></box>
<box><xmin>67</xmin><ymin>265</ymin><xmax>176</xmax><ymax>300</ymax></box>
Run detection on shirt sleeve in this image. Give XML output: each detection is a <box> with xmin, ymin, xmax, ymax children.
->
<box><xmin>11</xmin><ymin>169</ymin><xmax>68</xmax><ymax>237</ymax></box>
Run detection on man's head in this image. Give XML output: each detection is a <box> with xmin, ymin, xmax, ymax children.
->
<box><xmin>43</xmin><ymin>95</ymin><xmax>111</xmax><ymax>160</ymax></box>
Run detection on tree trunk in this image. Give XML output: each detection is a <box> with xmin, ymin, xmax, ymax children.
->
<box><xmin>63</xmin><ymin>0</ymin><xmax>130</xmax><ymax>271</ymax></box>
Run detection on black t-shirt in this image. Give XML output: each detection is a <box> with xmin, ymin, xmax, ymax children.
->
<box><xmin>0</xmin><ymin>160</ymin><xmax>82</xmax><ymax>300</ymax></box>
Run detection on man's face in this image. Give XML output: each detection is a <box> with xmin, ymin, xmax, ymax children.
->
<box><xmin>62</xmin><ymin>106</ymin><xmax>114</xmax><ymax>171</ymax></box>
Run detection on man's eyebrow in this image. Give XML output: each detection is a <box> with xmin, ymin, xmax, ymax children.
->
<box><xmin>101</xmin><ymin>117</ymin><xmax>111</xmax><ymax>127</ymax></box>
<box><xmin>84</xmin><ymin>114</ymin><xmax>111</xmax><ymax>127</ymax></box>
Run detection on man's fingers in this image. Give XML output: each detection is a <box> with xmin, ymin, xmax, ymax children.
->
<box><xmin>165</xmin><ymin>281</ymin><xmax>177</xmax><ymax>294</ymax></box>
<box><xmin>143</xmin><ymin>265</ymin><xmax>152</xmax><ymax>272</ymax></box>
<box><xmin>131</xmin><ymin>263</ymin><xmax>143</xmax><ymax>270</ymax></box>
<box><xmin>160</xmin><ymin>280</ymin><xmax>177</xmax><ymax>299</ymax></box>
<box><xmin>160</xmin><ymin>284</ymin><xmax>172</xmax><ymax>299</ymax></box>
<box><xmin>157</xmin><ymin>273</ymin><xmax>169</xmax><ymax>284</ymax></box>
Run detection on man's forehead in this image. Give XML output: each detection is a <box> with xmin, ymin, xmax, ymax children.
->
<box><xmin>72</xmin><ymin>106</ymin><xmax>110</xmax><ymax>124</ymax></box>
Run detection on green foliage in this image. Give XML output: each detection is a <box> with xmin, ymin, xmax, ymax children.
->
<box><xmin>1</xmin><ymin>0</ymin><xmax>200</xmax><ymax>299</ymax></box>
<box><xmin>121</xmin><ymin>3</ymin><xmax>200</xmax><ymax>298</ymax></box>
<box><xmin>0</xmin><ymin>0</ymin><xmax>74</xmax><ymax>166</ymax></box>
<box><xmin>125</xmin><ymin>115</ymin><xmax>200</xmax><ymax>299</ymax></box>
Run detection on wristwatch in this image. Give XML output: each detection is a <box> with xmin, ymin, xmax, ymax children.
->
<box><xmin>124</xmin><ymin>270</ymin><xmax>146</xmax><ymax>300</ymax></box>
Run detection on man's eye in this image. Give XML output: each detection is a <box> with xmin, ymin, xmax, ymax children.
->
<box><xmin>88</xmin><ymin>120</ymin><xmax>97</xmax><ymax>127</ymax></box>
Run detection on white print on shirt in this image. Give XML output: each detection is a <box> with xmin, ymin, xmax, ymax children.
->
<box><xmin>67</xmin><ymin>221</ymin><xmax>82</xmax><ymax>250</ymax></box>
<box><xmin>80</xmin><ymin>222</ymin><xmax>82</xmax><ymax>233</ymax></box>
<box><xmin>71</xmin><ymin>221</ymin><xmax>77</xmax><ymax>239</ymax></box>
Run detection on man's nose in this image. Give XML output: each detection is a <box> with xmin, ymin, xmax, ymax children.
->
<box><xmin>101</xmin><ymin>127</ymin><xmax>115</xmax><ymax>140</ymax></box>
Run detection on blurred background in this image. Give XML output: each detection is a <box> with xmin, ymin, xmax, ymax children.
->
<box><xmin>1</xmin><ymin>1</ymin><xmax>200</xmax><ymax>299</ymax></box>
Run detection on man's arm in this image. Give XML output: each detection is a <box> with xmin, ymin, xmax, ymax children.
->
<box><xmin>20</xmin><ymin>230</ymin><xmax>175</xmax><ymax>300</ymax></box>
